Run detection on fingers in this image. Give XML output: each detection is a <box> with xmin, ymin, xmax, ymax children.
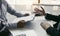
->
<box><xmin>18</xmin><ymin>20</ymin><xmax>25</xmax><ymax>23</ymax></box>
<box><xmin>40</xmin><ymin>7</ymin><xmax>45</xmax><ymax>15</ymax></box>
<box><xmin>17</xmin><ymin>20</ymin><xmax>25</xmax><ymax>28</ymax></box>
<box><xmin>35</xmin><ymin>6</ymin><xmax>46</xmax><ymax>15</ymax></box>
<box><xmin>40</xmin><ymin>7</ymin><xmax>45</xmax><ymax>12</ymax></box>
<box><xmin>24</xmin><ymin>13</ymin><xmax>30</xmax><ymax>16</ymax></box>
<box><xmin>34</xmin><ymin>8</ymin><xmax>43</xmax><ymax>12</ymax></box>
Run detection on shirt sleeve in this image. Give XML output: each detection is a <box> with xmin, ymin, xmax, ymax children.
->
<box><xmin>6</xmin><ymin>23</ymin><xmax>17</xmax><ymax>29</ymax></box>
<box><xmin>5</xmin><ymin>1</ymin><xmax>24</xmax><ymax>17</ymax></box>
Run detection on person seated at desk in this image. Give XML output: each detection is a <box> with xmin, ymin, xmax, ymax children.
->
<box><xmin>34</xmin><ymin>7</ymin><xmax>60</xmax><ymax>36</ymax></box>
<box><xmin>0</xmin><ymin>0</ymin><xmax>29</xmax><ymax>29</ymax></box>
<box><xmin>0</xmin><ymin>0</ymin><xmax>37</xmax><ymax>36</ymax></box>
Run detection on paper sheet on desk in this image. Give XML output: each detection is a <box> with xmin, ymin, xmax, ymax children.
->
<box><xmin>12</xmin><ymin>14</ymin><xmax>35</xmax><ymax>23</ymax></box>
<box><xmin>11</xmin><ymin>30</ymin><xmax>37</xmax><ymax>36</ymax></box>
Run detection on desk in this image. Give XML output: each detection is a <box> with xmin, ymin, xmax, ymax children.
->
<box><xmin>10</xmin><ymin>29</ymin><xmax>37</xmax><ymax>36</ymax></box>
<box><xmin>10</xmin><ymin>16</ymin><xmax>55</xmax><ymax>36</ymax></box>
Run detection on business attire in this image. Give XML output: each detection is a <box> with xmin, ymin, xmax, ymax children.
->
<box><xmin>0</xmin><ymin>0</ymin><xmax>24</xmax><ymax>29</ymax></box>
<box><xmin>0</xmin><ymin>22</ymin><xmax>13</xmax><ymax>36</ymax></box>
<box><xmin>45</xmin><ymin>13</ymin><xmax>60</xmax><ymax>36</ymax></box>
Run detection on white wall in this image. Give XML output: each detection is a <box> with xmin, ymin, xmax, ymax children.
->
<box><xmin>40</xmin><ymin>0</ymin><xmax>60</xmax><ymax>4</ymax></box>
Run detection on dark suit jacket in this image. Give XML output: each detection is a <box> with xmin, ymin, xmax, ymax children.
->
<box><xmin>45</xmin><ymin>13</ymin><xmax>60</xmax><ymax>36</ymax></box>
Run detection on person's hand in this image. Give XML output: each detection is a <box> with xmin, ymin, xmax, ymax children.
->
<box><xmin>24</xmin><ymin>13</ymin><xmax>29</xmax><ymax>16</ymax></box>
<box><xmin>40</xmin><ymin>22</ymin><xmax>52</xmax><ymax>30</ymax></box>
<box><xmin>17</xmin><ymin>20</ymin><xmax>26</xmax><ymax>28</ymax></box>
<box><xmin>34</xmin><ymin>7</ymin><xmax>46</xmax><ymax>16</ymax></box>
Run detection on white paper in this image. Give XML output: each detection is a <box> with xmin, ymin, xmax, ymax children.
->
<box><xmin>10</xmin><ymin>30</ymin><xmax>37</xmax><ymax>36</ymax></box>
<box><xmin>12</xmin><ymin>14</ymin><xmax>35</xmax><ymax>23</ymax></box>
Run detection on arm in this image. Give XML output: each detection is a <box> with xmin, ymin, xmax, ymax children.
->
<box><xmin>6</xmin><ymin>20</ymin><xmax>25</xmax><ymax>29</ymax></box>
<box><xmin>4</xmin><ymin>1</ymin><xmax>24</xmax><ymax>17</ymax></box>
<box><xmin>7</xmin><ymin>5</ymin><xmax>24</xmax><ymax>17</ymax></box>
<box><xmin>6</xmin><ymin>23</ymin><xmax>17</xmax><ymax>29</ymax></box>
<box><xmin>34</xmin><ymin>7</ymin><xmax>60</xmax><ymax>22</ymax></box>
<box><xmin>7</xmin><ymin>4</ymin><xmax>29</xmax><ymax>17</ymax></box>
<box><xmin>45</xmin><ymin>13</ymin><xmax>60</xmax><ymax>22</ymax></box>
<box><xmin>46</xmin><ymin>27</ymin><xmax>60</xmax><ymax>36</ymax></box>
<box><xmin>41</xmin><ymin>22</ymin><xmax>60</xmax><ymax>36</ymax></box>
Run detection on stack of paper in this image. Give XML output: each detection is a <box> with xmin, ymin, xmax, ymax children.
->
<box><xmin>12</xmin><ymin>14</ymin><xmax>35</xmax><ymax>23</ymax></box>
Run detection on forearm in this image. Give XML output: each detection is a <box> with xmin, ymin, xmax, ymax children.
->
<box><xmin>6</xmin><ymin>23</ymin><xmax>17</xmax><ymax>29</ymax></box>
<box><xmin>7</xmin><ymin>2</ymin><xmax>24</xmax><ymax>17</ymax></box>
<box><xmin>6</xmin><ymin>22</ymin><xmax>25</xmax><ymax>29</ymax></box>
<box><xmin>45</xmin><ymin>13</ymin><xmax>60</xmax><ymax>22</ymax></box>
<box><xmin>46</xmin><ymin>27</ymin><xmax>60</xmax><ymax>36</ymax></box>
<box><xmin>7</xmin><ymin>7</ymin><xmax>24</xmax><ymax>17</ymax></box>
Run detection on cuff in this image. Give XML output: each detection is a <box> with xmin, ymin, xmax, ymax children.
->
<box><xmin>46</xmin><ymin>26</ymin><xmax>53</xmax><ymax>34</ymax></box>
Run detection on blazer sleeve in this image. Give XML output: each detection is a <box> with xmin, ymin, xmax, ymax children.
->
<box><xmin>45</xmin><ymin>13</ymin><xmax>60</xmax><ymax>22</ymax></box>
<box><xmin>46</xmin><ymin>27</ymin><xmax>60</xmax><ymax>36</ymax></box>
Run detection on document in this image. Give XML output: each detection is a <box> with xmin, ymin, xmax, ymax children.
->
<box><xmin>10</xmin><ymin>30</ymin><xmax>37</xmax><ymax>36</ymax></box>
<box><xmin>12</xmin><ymin>14</ymin><xmax>35</xmax><ymax>23</ymax></box>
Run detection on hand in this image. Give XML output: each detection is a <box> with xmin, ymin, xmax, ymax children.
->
<box><xmin>40</xmin><ymin>22</ymin><xmax>52</xmax><ymax>30</ymax></box>
<box><xmin>17</xmin><ymin>20</ymin><xmax>26</xmax><ymax>28</ymax></box>
<box><xmin>34</xmin><ymin>7</ymin><xmax>46</xmax><ymax>16</ymax></box>
<box><xmin>24</xmin><ymin>13</ymin><xmax>29</xmax><ymax>16</ymax></box>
